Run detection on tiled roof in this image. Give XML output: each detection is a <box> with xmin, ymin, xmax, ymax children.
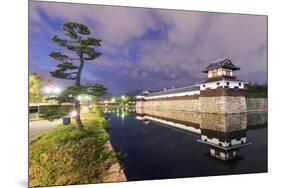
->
<box><xmin>202</xmin><ymin>58</ymin><xmax>240</xmax><ymax>73</ymax></box>
<box><xmin>146</xmin><ymin>85</ymin><xmax>200</xmax><ymax>97</ymax></box>
<box><xmin>198</xmin><ymin>77</ymin><xmax>249</xmax><ymax>84</ymax></box>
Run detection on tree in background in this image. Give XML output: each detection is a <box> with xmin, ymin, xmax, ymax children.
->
<box><xmin>246</xmin><ymin>83</ymin><xmax>267</xmax><ymax>93</ymax></box>
<box><xmin>49</xmin><ymin>22</ymin><xmax>106</xmax><ymax>129</ymax></box>
<box><xmin>29</xmin><ymin>73</ymin><xmax>48</xmax><ymax>104</ymax></box>
<box><xmin>245</xmin><ymin>83</ymin><xmax>267</xmax><ymax>98</ymax></box>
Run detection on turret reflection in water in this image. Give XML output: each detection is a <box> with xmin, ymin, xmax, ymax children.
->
<box><xmin>198</xmin><ymin>114</ymin><xmax>250</xmax><ymax>161</ymax></box>
<box><xmin>135</xmin><ymin>107</ymin><xmax>266</xmax><ymax>162</ymax></box>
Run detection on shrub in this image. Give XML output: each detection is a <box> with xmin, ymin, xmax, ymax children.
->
<box><xmin>38</xmin><ymin>104</ymin><xmax>75</xmax><ymax>121</ymax></box>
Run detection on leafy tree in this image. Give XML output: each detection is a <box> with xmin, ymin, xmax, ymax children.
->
<box><xmin>49</xmin><ymin>22</ymin><xmax>106</xmax><ymax>129</ymax></box>
<box><xmin>246</xmin><ymin>83</ymin><xmax>267</xmax><ymax>93</ymax></box>
<box><xmin>245</xmin><ymin>83</ymin><xmax>267</xmax><ymax>98</ymax></box>
<box><xmin>29</xmin><ymin>73</ymin><xmax>48</xmax><ymax>104</ymax></box>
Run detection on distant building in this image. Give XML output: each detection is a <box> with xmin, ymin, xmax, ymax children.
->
<box><xmin>135</xmin><ymin>58</ymin><xmax>258</xmax><ymax>114</ymax></box>
<box><xmin>199</xmin><ymin>58</ymin><xmax>249</xmax><ymax>91</ymax></box>
<box><xmin>136</xmin><ymin>58</ymin><xmax>249</xmax><ymax>101</ymax></box>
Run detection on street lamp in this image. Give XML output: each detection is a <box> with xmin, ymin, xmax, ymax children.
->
<box><xmin>43</xmin><ymin>86</ymin><xmax>52</xmax><ymax>94</ymax></box>
<box><xmin>53</xmin><ymin>87</ymin><xmax>61</xmax><ymax>94</ymax></box>
<box><xmin>70</xmin><ymin>110</ymin><xmax>77</xmax><ymax>117</ymax></box>
<box><xmin>43</xmin><ymin>85</ymin><xmax>62</xmax><ymax>95</ymax></box>
<box><xmin>43</xmin><ymin>85</ymin><xmax>62</xmax><ymax>104</ymax></box>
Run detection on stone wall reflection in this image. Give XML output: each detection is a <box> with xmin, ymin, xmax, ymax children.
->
<box><xmin>135</xmin><ymin>107</ymin><xmax>267</xmax><ymax>161</ymax></box>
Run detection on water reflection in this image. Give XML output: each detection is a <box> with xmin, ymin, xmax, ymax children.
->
<box><xmin>100</xmin><ymin>106</ymin><xmax>267</xmax><ymax>180</ymax></box>
<box><xmin>102</xmin><ymin>106</ymin><xmax>267</xmax><ymax>162</ymax></box>
<box><xmin>198</xmin><ymin>113</ymin><xmax>249</xmax><ymax>161</ymax></box>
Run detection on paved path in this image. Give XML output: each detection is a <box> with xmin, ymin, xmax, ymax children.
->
<box><xmin>29</xmin><ymin>119</ymin><xmax>62</xmax><ymax>139</ymax></box>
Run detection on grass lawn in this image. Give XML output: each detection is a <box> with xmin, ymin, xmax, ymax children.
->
<box><xmin>29</xmin><ymin>108</ymin><xmax>123</xmax><ymax>187</ymax></box>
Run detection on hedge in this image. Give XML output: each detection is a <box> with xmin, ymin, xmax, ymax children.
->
<box><xmin>38</xmin><ymin>104</ymin><xmax>75</xmax><ymax>121</ymax></box>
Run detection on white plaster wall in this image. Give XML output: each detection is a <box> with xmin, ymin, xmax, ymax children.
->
<box><xmin>200</xmin><ymin>80</ymin><xmax>246</xmax><ymax>90</ymax></box>
<box><xmin>144</xmin><ymin>90</ymin><xmax>200</xmax><ymax>100</ymax></box>
<box><xmin>201</xmin><ymin>135</ymin><xmax>247</xmax><ymax>147</ymax></box>
<box><xmin>143</xmin><ymin>115</ymin><xmax>201</xmax><ymax>134</ymax></box>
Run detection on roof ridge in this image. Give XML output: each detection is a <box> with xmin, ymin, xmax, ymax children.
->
<box><xmin>153</xmin><ymin>85</ymin><xmax>198</xmax><ymax>93</ymax></box>
<box><xmin>212</xmin><ymin>57</ymin><xmax>229</xmax><ymax>64</ymax></box>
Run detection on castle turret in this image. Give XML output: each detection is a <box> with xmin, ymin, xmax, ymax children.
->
<box><xmin>198</xmin><ymin>58</ymin><xmax>249</xmax><ymax>114</ymax></box>
<box><xmin>200</xmin><ymin>58</ymin><xmax>249</xmax><ymax>91</ymax></box>
<box><xmin>202</xmin><ymin>58</ymin><xmax>239</xmax><ymax>79</ymax></box>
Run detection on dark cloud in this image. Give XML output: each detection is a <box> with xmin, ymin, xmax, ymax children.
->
<box><xmin>29</xmin><ymin>1</ymin><xmax>267</xmax><ymax>95</ymax></box>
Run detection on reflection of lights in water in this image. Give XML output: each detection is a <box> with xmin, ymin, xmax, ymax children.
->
<box><xmin>121</xmin><ymin>113</ymin><xmax>125</xmax><ymax>127</ymax></box>
<box><xmin>143</xmin><ymin>120</ymin><xmax>150</xmax><ymax>125</ymax></box>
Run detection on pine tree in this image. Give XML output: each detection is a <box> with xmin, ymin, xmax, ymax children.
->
<box><xmin>49</xmin><ymin>22</ymin><xmax>106</xmax><ymax>129</ymax></box>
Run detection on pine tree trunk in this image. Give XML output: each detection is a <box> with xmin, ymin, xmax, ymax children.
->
<box><xmin>74</xmin><ymin>54</ymin><xmax>85</xmax><ymax>129</ymax></box>
<box><xmin>75</xmin><ymin>99</ymin><xmax>83</xmax><ymax>129</ymax></box>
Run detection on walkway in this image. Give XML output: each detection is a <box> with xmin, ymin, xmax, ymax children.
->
<box><xmin>29</xmin><ymin>119</ymin><xmax>62</xmax><ymax>139</ymax></box>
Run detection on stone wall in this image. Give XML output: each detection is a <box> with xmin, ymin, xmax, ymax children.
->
<box><xmin>136</xmin><ymin>100</ymin><xmax>145</xmax><ymax>109</ymax></box>
<box><xmin>135</xmin><ymin>94</ymin><xmax>267</xmax><ymax>114</ymax></box>
<box><xmin>199</xmin><ymin>96</ymin><xmax>247</xmax><ymax>114</ymax></box>
<box><xmin>136</xmin><ymin>108</ymin><xmax>201</xmax><ymax>125</ymax></box>
<box><xmin>199</xmin><ymin>113</ymin><xmax>247</xmax><ymax>132</ymax></box>
<box><xmin>247</xmin><ymin>112</ymin><xmax>267</xmax><ymax>127</ymax></box>
<box><xmin>140</xmin><ymin>99</ymin><xmax>199</xmax><ymax>112</ymax></box>
<box><xmin>246</xmin><ymin>98</ymin><xmax>267</xmax><ymax>112</ymax></box>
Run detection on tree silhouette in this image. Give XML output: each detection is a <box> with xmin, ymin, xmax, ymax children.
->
<box><xmin>49</xmin><ymin>22</ymin><xmax>106</xmax><ymax>129</ymax></box>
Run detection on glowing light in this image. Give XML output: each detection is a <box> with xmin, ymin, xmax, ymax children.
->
<box><xmin>43</xmin><ymin>86</ymin><xmax>52</xmax><ymax>94</ymax></box>
<box><xmin>121</xmin><ymin>95</ymin><xmax>125</xmax><ymax>99</ymax></box>
<box><xmin>53</xmin><ymin>87</ymin><xmax>61</xmax><ymax>94</ymax></box>
<box><xmin>43</xmin><ymin>86</ymin><xmax>61</xmax><ymax>95</ymax></box>
<box><xmin>70</xmin><ymin>110</ymin><xmax>77</xmax><ymax>117</ymax></box>
<box><xmin>82</xmin><ymin>106</ymin><xmax>88</xmax><ymax>112</ymax></box>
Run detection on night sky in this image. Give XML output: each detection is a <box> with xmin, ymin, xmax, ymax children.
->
<box><xmin>29</xmin><ymin>1</ymin><xmax>267</xmax><ymax>96</ymax></box>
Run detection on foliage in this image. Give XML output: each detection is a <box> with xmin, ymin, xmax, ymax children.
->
<box><xmin>29</xmin><ymin>73</ymin><xmax>48</xmax><ymax>103</ymax></box>
<box><xmin>245</xmin><ymin>83</ymin><xmax>268</xmax><ymax>98</ymax></box>
<box><xmin>111</xmin><ymin>96</ymin><xmax>134</xmax><ymax>104</ymax></box>
<box><xmin>49</xmin><ymin>21</ymin><xmax>105</xmax><ymax>128</ymax></box>
<box><xmin>38</xmin><ymin>104</ymin><xmax>75</xmax><ymax>121</ymax></box>
<box><xmin>49</xmin><ymin>22</ymin><xmax>102</xmax><ymax>81</ymax></box>
<box><xmin>56</xmin><ymin>84</ymin><xmax>107</xmax><ymax>103</ymax></box>
<box><xmin>29</xmin><ymin>111</ymin><xmax>120</xmax><ymax>187</ymax></box>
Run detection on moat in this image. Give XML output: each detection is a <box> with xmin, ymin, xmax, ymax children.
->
<box><xmin>102</xmin><ymin>106</ymin><xmax>267</xmax><ymax>181</ymax></box>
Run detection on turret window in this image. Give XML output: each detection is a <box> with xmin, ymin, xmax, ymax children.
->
<box><xmin>212</xmin><ymin>69</ymin><xmax>218</xmax><ymax>77</ymax></box>
<box><xmin>225</xmin><ymin>70</ymin><xmax>231</xmax><ymax>76</ymax></box>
